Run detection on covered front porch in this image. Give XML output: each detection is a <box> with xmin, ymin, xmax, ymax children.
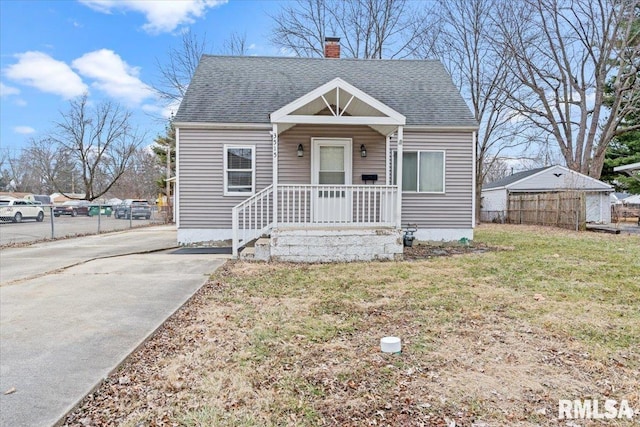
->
<box><xmin>232</xmin><ymin>78</ymin><xmax>407</xmax><ymax>261</ymax></box>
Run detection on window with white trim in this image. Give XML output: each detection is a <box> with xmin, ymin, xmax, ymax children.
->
<box><xmin>392</xmin><ymin>150</ymin><xmax>445</xmax><ymax>193</ymax></box>
<box><xmin>224</xmin><ymin>145</ymin><xmax>255</xmax><ymax>195</ymax></box>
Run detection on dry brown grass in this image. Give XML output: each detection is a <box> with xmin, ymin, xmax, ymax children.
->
<box><xmin>63</xmin><ymin>224</ymin><xmax>640</xmax><ymax>426</ymax></box>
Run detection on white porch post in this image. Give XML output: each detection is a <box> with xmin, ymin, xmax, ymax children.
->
<box><xmin>271</xmin><ymin>124</ymin><xmax>278</xmax><ymax>228</ymax></box>
<box><xmin>396</xmin><ymin>126</ymin><xmax>403</xmax><ymax>228</ymax></box>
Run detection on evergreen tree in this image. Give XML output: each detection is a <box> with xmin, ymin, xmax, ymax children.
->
<box><xmin>601</xmin><ymin>130</ymin><xmax>640</xmax><ymax>193</ymax></box>
<box><xmin>152</xmin><ymin>120</ymin><xmax>176</xmax><ymax>196</ymax></box>
<box><xmin>601</xmin><ymin>6</ymin><xmax>640</xmax><ymax>193</ymax></box>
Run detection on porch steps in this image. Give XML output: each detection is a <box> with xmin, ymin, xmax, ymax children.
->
<box><xmin>239</xmin><ymin>237</ymin><xmax>270</xmax><ymax>261</ymax></box>
<box><xmin>239</xmin><ymin>247</ymin><xmax>255</xmax><ymax>260</ymax></box>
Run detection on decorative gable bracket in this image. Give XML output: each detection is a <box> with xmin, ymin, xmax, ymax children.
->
<box><xmin>270</xmin><ymin>78</ymin><xmax>406</xmax><ymax>135</ymax></box>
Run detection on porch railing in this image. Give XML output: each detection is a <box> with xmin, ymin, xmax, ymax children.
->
<box><xmin>232</xmin><ymin>184</ymin><xmax>398</xmax><ymax>257</ymax></box>
<box><xmin>232</xmin><ymin>184</ymin><xmax>273</xmax><ymax>257</ymax></box>
<box><xmin>277</xmin><ymin>184</ymin><xmax>397</xmax><ymax>227</ymax></box>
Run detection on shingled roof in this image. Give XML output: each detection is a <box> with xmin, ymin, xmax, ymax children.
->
<box><xmin>174</xmin><ymin>55</ymin><xmax>478</xmax><ymax>128</ymax></box>
<box><xmin>482</xmin><ymin>167</ymin><xmax>552</xmax><ymax>190</ymax></box>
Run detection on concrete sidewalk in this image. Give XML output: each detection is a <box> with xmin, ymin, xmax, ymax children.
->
<box><xmin>0</xmin><ymin>226</ymin><xmax>228</xmax><ymax>427</ymax></box>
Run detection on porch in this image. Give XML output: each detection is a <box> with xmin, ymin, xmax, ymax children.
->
<box><xmin>232</xmin><ymin>184</ymin><xmax>403</xmax><ymax>261</ymax></box>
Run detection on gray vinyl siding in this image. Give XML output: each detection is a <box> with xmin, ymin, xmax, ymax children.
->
<box><xmin>391</xmin><ymin>130</ymin><xmax>473</xmax><ymax>229</ymax></box>
<box><xmin>278</xmin><ymin>125</ymin><xmax>386</xmax><ymax>185</ymax></box>
<box><xmin>178</xmin><ymin>128</ymin><xmax>272</xmax><ymax>229</ymax></box>
<box><xmin>178</xmin><ymin>126</ymin><xmax>472</xmax><ymax>230</ymax></box>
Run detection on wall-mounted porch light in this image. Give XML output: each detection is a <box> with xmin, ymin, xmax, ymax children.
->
<box><xmin>297</xmin><ymin>144</ymin><xmax>304</xmax><ymax>157</ymax></box>
<box><xmin>360</xmin><ymin>144</ymin><xmax>367</xmax><ymax>157</ymax></box>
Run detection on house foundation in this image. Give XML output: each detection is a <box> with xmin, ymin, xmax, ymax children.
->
<box><xmin>269</xmin><ymin>227</ymin><xmax>403</xmax><ymax>263</ymax></box>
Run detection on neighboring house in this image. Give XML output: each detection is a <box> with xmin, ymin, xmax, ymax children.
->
<box><xmin>614</xmin><ymin>161</ymin><xmax>640</xmax><ymax>173</ymax></box>
<box><xmin>0</xmin><ymin>192</ymin><xmax>32</xmax><ymax>200</ymax></box>
<box><xmin>50</xmin><ymin>193</ymin><xmax>87</xmax><ymax>204</ymax></box>
<box><xmin>611</xmin><ymin>192</ymin><xmax>631</xmax><ymax>205</ymax></box>
<box><xmin>481</xmin><ymin>165</ymin><xmax>613</xmax><ymax>224</ymax></box>
<box><xmin>173</xmin><ymin>38</ymin><xmax>478</xmax><ymax>262</ymax></box>
<box><xmin>623</xmin><ymin>194</ymin><xmax>640</xmax><ymax>207</ymax></box>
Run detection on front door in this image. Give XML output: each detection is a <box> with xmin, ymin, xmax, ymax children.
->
<box><xmin>312</xmin><ymin>138</ymin><xmax>352</xmax><ymax>222</ymax></box>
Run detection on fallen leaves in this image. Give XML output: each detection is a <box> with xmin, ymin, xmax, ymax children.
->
<box><xmin>533</xmin><ymin>293</ymin><xmax>546</xmax><ymax>301</ymax></box>
<box><xmin>57</xmin><ymin>227</ymin><xmax>640</xmax><ymax>427</ymax></box>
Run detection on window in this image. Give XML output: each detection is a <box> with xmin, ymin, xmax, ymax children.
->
<box><xmin>224</xmin><ymin>145</ymin><xmax>255</xmax><ymax>195</ymax></box>
<box><xmin>392</xmin><ymin>151</ymin><xmax>445</xmax><ymax>193</ymax></box>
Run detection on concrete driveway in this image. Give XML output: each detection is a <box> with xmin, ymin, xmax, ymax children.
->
<box><xmin>0</xmin><ymin>226</ymin><xmax>229</xmax><ymax>427</ymax></box>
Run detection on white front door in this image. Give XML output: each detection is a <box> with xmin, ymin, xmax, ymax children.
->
<box><xmin>312</xmin><ymin>138</ymin><xmax>352</xmax><ymax>222</ymax></box>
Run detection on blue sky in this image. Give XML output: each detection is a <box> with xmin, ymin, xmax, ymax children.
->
<box><xmin>0</xmin><ymin>0</ymin><xmax>285</xmax><ymax>155</ymax></box>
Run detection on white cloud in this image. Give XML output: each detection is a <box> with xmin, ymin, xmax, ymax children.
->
<box><xmin>1</xmin><ymin>82</ymin><xmax>20</xmax><ymax>97</ymax></box>
<box><xmin>142</xmin><ymin>99</ymin><xmax>181</xmax><ymax>119</ymax></box>
<box><xmin>72</xmin><ymin>49</ymin><xmax>154</xmax><ymax>105</ymax></box>
<box><xmin>14</xmin><ymin>126</ymin><xmax>36</xmax><ymax>134</ymax></box>
<box><xmin>79</xmin><ymin>0</ymin><xmax>227</xmax><ymax>34</ymax></box>
<box><xmin>3</xmin><ymin>52</ymin><xmax>87</xmax><ymax>99</ymax></box>
<box><xmin>15</xmin><ymin>99</ymin><xmax>27</xmax><ymax>107</ymax></box>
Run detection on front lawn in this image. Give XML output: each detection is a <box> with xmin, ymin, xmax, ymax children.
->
<box><xmin>64</xmin><ymin>224</ymin><xmax>640</xmax><ymax>426</ymax></box>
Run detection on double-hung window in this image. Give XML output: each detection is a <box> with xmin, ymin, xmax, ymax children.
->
<box><xmin>392</xmin><ymin>150</ymin><xmax>445</xmax><ymax>193</ymax></box>
<box><xmin>224</xmin><ymin>145</ymin><xmax>255</xmax><ymax>195</ymax></box>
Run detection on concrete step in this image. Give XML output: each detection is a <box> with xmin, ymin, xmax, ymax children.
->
<box><xmin>239</xmin><ymin>247</ymin><xmax>255</xmax><ymax>260</ymax></box>
<box><xmin>254</xmin><ymin>237</ymin><xmax>270</xmax><ymax>261</ymax></box>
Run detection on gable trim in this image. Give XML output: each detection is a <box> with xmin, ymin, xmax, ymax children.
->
<box><xmin>270</xmin><ymin>77</ymin><xmax>406</xmax><ymax>125</ymax></box>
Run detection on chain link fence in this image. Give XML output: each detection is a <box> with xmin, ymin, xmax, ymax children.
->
<box><xmin>0</xmin><ymin>204</ymin><xmax>173</xmax><ymax>246</ymax></box>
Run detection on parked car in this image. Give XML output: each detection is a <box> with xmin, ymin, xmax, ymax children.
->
<box><xmin>0</xmin><ymin>199</ymin><xmax>45</xmax><ymax>223</ymax></box>
<box><xmin>53</xmin><ymin>201</ymin><xmax>90</xmax><ymax>217</ymax></box>
<box><xmin>114</xmin><ymin>199</ymin><xmax>152</xmax><ymax>220</ymax></box>
<box><xmin>88</xmin><ymin>205</ymin><xmax>113</xmax><ymax>217</ymax></box>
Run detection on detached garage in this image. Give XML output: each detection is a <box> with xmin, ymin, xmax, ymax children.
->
<box><xmin>481</xmin><ymin>165</ymin><xmax>613</xmax><ymax>224</ymax></box>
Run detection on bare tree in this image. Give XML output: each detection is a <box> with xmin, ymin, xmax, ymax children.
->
<box><xmin>49</xmin><ymin>94</ymin><xmax>145</xmax><ymax>201</ymax></box>
<box><xmin>1</xmin><ymin>148</ymin><xmax>46</xmax><ymax>193</ymax></box>
<box><xmin>108</xmin><ymin>147</ymin><xmax>161</xmax><ymax>200</ymax></box>
<box><xmin>25</xmin><ymin>138</ymin><xmax>77</xmax><ymax>194</ymax></box>
<box><xmin>482</xmin><ymin>156</ymin><xmax>511</xmax><ymax>184</ymax></box>
<box><xmin>154</xmin><ymin>30</ymin><xmax>209</xmax><ymax>103</ymax></box>
<box><xmin>270</xmin><ymin>0</ymin><xmax>430</xmax><ymax>58</ymax></box>
<box><xmin>417</xmin><ymin>0</ymin><xmax>531</xmax><ymax>222</ymax></box>
<box><xmin>223</xmin><ymin>31</ymin><xmax>249</xmax><ymax>55</ymax></box>
<box><xmin>493</xmin><ymin>0</ymin><xmax>640</xmax><ymax>178</ymax></box>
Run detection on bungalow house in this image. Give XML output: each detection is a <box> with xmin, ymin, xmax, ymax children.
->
<box><xmin>481</xmin><ymin>165</ymin><xmax>613</xmax><ymax>224</ymax></box>
<box><xmin>173</xmin><ymin>38</ymin><xmax>478</xmax><ymax>262</ymax></box>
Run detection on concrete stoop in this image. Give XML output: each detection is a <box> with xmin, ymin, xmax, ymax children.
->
<box><xmin>270</xmin><ymin>227</ymin><xmax>403</xmax><ymax>263</ymax></box>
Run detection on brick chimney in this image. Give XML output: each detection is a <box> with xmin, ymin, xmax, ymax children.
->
<box><xmin>324</xmin><ymin>37</ymin><xmax>341</xmax><ymax>59</ymax></box>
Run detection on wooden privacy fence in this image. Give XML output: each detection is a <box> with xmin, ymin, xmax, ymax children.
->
<box><xmin>507</xmin><ymin>192</ymin><xmax>586</xmax><ymax>231</ymax></box>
